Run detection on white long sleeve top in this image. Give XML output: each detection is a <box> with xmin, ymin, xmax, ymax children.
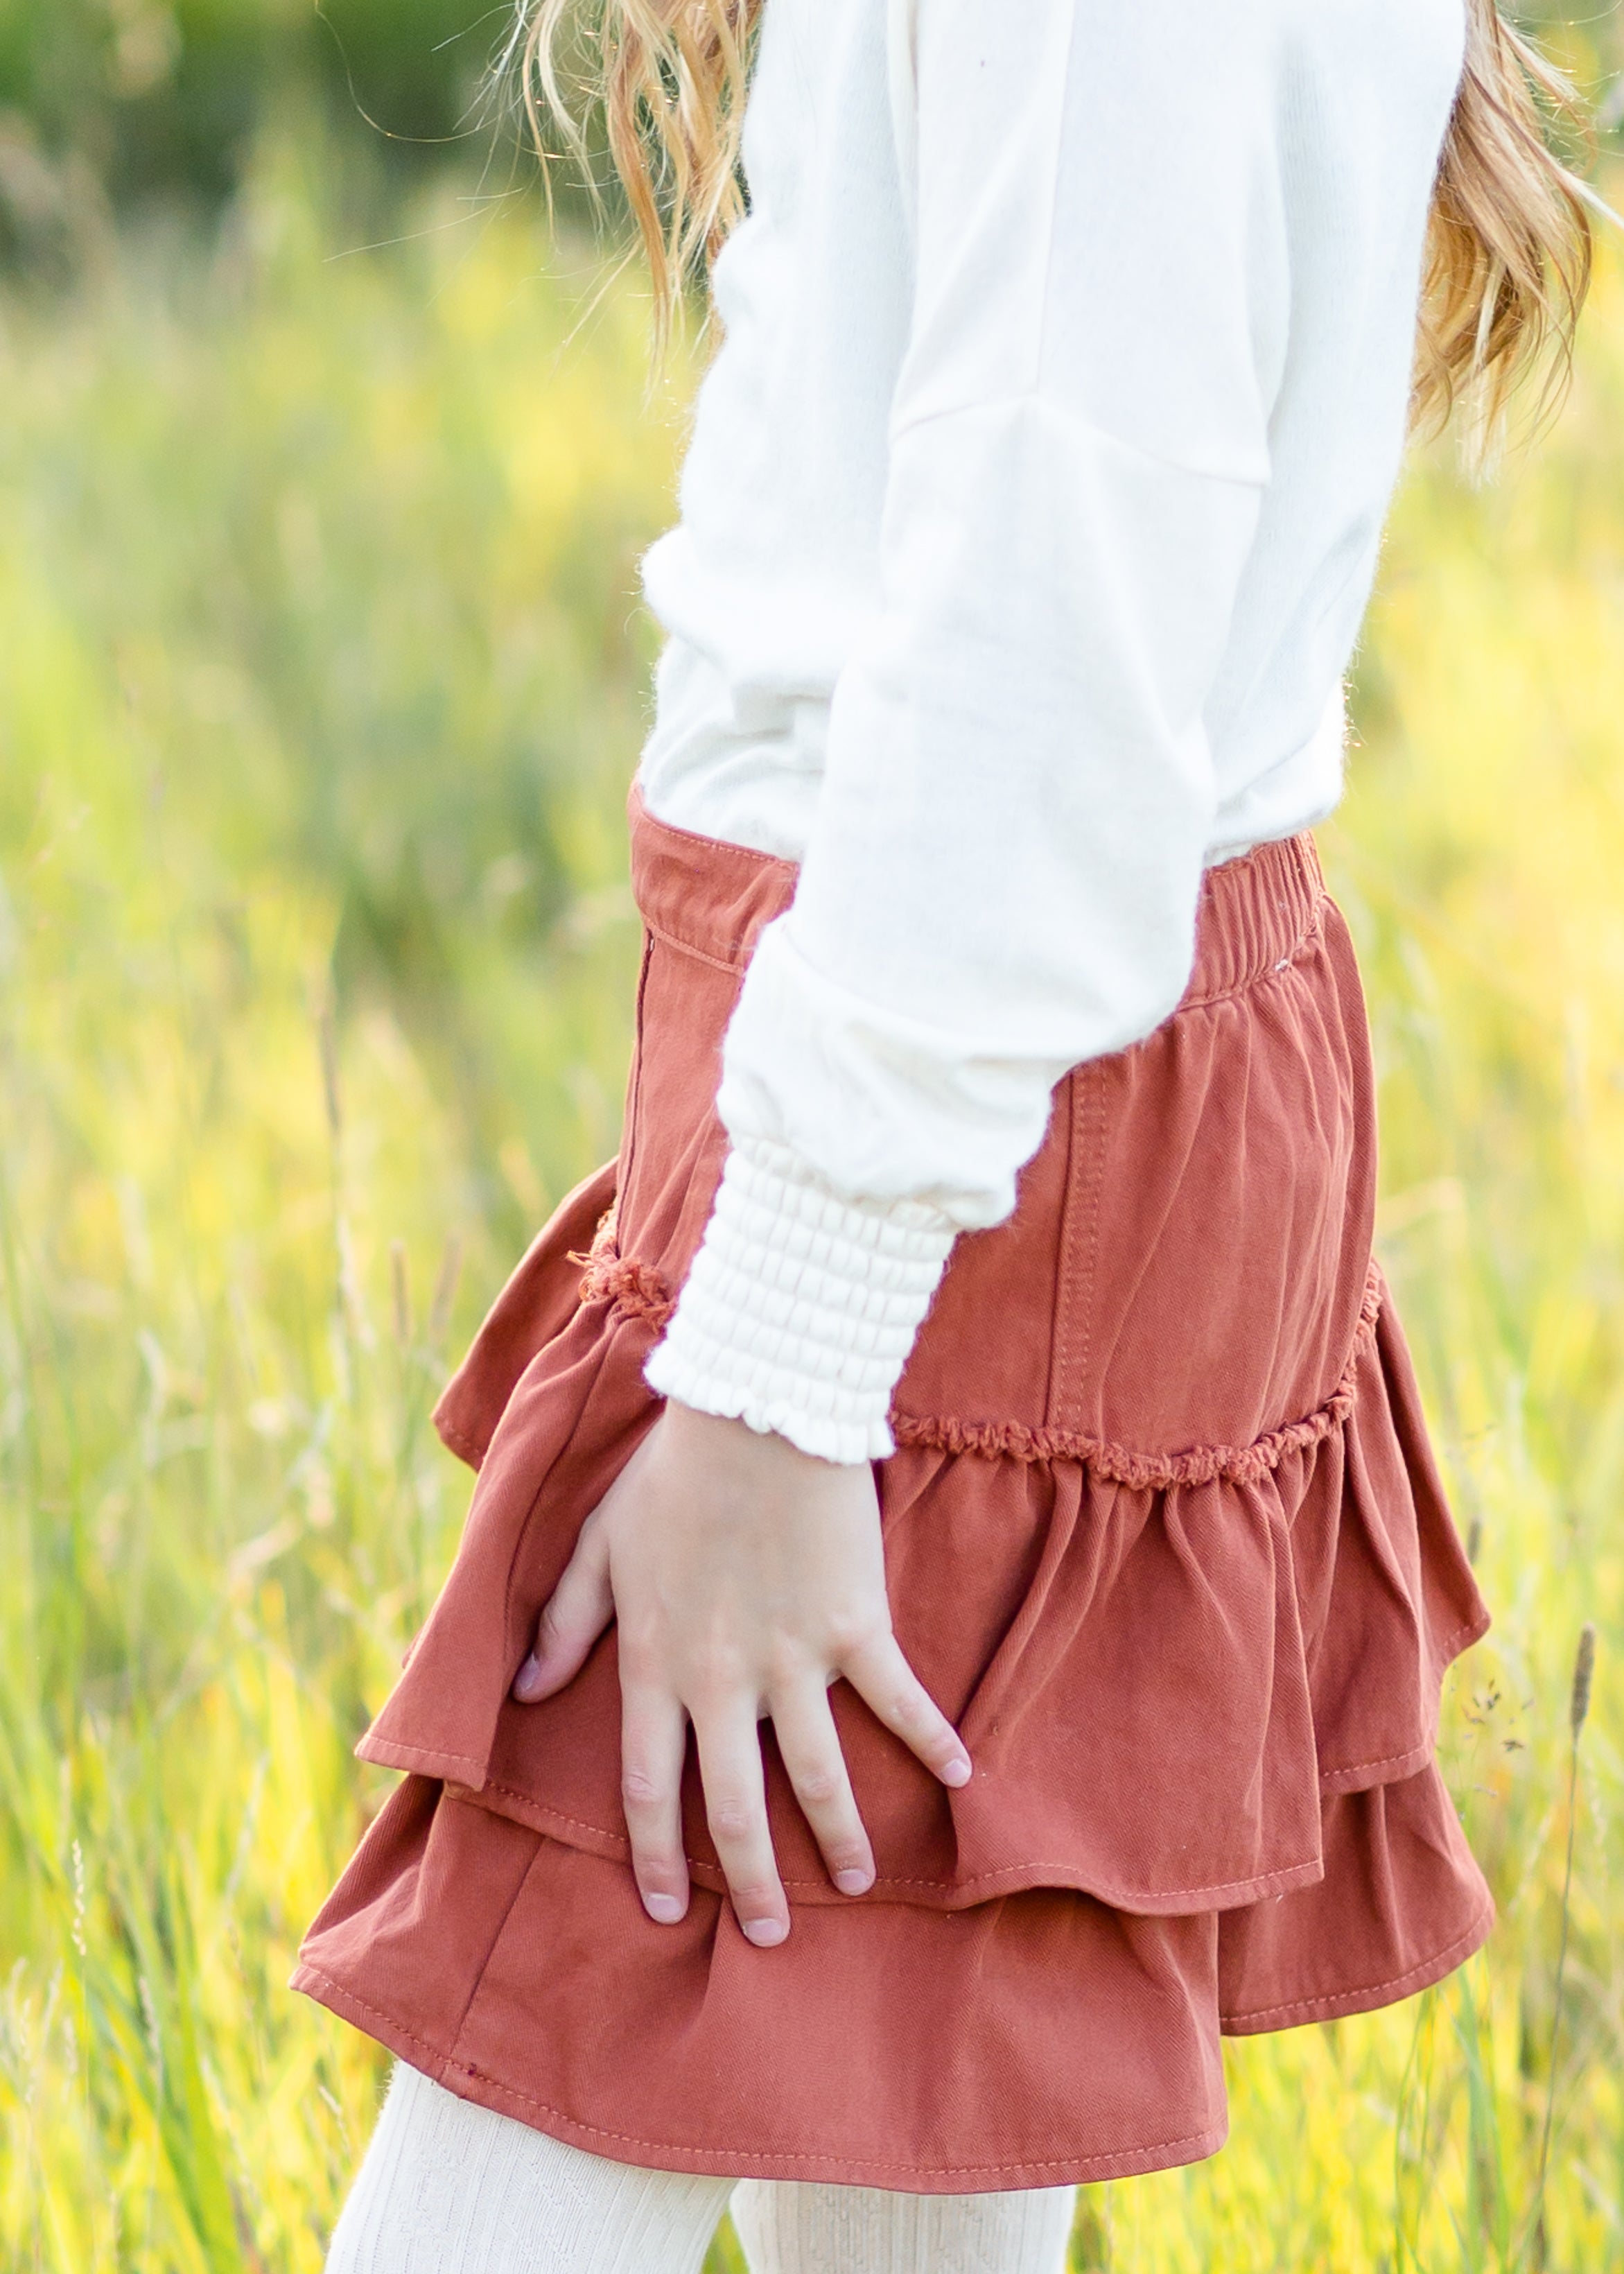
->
<box><xmin>640</xmin><ymin>0</ymin><xmax>1466</xmax><ymax>1461</ymax></box>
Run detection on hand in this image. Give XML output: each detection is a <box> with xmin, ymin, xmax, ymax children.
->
<box><xmin>510</xmin><ymin>1401</ymin><xmax>972</xmax><ymax>1946</ymax></box>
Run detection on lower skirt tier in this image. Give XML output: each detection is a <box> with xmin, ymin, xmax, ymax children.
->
<box><xmin>293</xmin><ymin>1762</ymin><xmax>1492</xmax><ymax>2192</ymax></box>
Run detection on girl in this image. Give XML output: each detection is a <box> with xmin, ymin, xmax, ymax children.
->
<box><xmin>296</xmin><ymin>1</ymin><xmax>1594</xmax><ymax>2267</ymax></box>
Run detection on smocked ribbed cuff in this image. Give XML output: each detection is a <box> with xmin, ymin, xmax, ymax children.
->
<box><xmin>643</xmin><ymin>1138</ymin><xmax>957</xmax><ymax>1464</ymax></box>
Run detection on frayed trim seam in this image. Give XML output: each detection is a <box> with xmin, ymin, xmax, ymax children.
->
<box><xmin>578</xmin><ymin>1250</ymin><xmax>1386</xmax><ymax>1490</ymax></box>
<box><xmin>576</xmin><ymin>1251</ymin><xmax>676</xmax><ymax>1329</ymax></box>
<box><xmin>891</xmin><ymin>1261</ymin><xmax>1382</xmax><ymax>1488</ymax></box>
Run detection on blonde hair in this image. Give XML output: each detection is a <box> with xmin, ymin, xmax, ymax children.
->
<box><xmin>515</xmin><ymin>0</ymin><xmax>761</xmax><ymax>355</ymax></box>
<box><xmin>518</xmin><ymin>0</ymin><xmax>1594</xmax><ymax>437</ymax></box>
<box><xmin>1417</xmin><ymin>0</ymin><xmax>1594</xmax><ymax>449</ymax></box>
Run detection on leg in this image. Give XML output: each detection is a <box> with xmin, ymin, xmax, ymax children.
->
<box><xmin>731</xmin><ymin>2177</ymin><xmax>1076</xmax><ymax>2273</ymax></box>
<box><xmin>325</xmin><ymin>2062</ymin><xmax>735</xmax><ymax>2274</ymax></box>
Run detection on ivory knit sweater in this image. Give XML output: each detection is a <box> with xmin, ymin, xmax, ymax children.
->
<box><xmin>642</xmin><ymin>0</ymin><xmax>1466</xmax><ymax>1461</ymax></box>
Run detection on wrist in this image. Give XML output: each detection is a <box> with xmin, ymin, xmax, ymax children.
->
<box><xmin>658</xmin><ymin>1396</ymin><xmax>835</xmax><ymax>1474</ymax></box>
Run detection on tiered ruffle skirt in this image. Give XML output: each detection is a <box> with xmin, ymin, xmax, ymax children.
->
<box><xmin>294</xmin><ymin>796</ymin><xmax>1493</xmax><ymax>2191</ymax></box>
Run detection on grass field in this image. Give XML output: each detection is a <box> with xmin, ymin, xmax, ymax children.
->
<box><xmin>2</xmin><ymin>136</ymin><xmax>1623</xmax><ymax>2272</ymax></box>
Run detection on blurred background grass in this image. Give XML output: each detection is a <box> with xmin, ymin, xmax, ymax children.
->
<box><xmin>3</xmin><ymin>4</ymin><xmax>1624</xmax><ymax>2269</ymax></box>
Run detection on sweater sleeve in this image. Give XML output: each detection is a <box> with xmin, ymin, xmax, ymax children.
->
<box><xmin>646</xmin><ymin>0</ymin><xmax>1288</xmax><ymax>1461</ymax></box>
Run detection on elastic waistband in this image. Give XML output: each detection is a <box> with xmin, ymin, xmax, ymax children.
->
<box><xmin>627</xmin><ymin>788</ymin><xmax>1326</xmax><ymax>1008</ymax></box>
<box><xmin>1184</xmin><ymin>832</ymin><xmax>1326</xmax><ymax>1003</ymax></box>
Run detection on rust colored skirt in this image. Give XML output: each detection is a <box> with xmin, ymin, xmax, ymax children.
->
<box><xmin>293</xmin><ymin>794</ymin><xmax>1494</xmax><ymax>2192</ymax></box>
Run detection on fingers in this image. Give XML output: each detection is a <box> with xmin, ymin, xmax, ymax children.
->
<box><xmin>512</xmin><ymin>1516</ymin><xmax>613</xmax><ymax>1703</ymax></box>
<box><xmin>620</xmin><ymin>1685</ymin><xmax>692</xmax><ymax>1926</ymax></box>
<box><xmin>771</xmin><ymin>1683</ymin><xmax>875</xmax><ymax>1898</ymax></box>
<box><xmin>693</xmin><ymin>1707</ymin><xmax>789</xmax><ymax>1948</ymax></box>
<box><xmin>842</xmin><ymin>1631</ymin><xmax>972</xmax><ymax>1789</ymax></box>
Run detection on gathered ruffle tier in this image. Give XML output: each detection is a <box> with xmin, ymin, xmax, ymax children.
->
<box><xmin>295</xmin><ymin>797</ymin><xmax>1492</xmax><ymax>2191</ymax></box>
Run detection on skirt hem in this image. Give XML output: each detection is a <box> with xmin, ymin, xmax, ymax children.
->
<box><xmin>288</xmin><ymin>1959</ymin><xmax>1230</xmax><ymax>2191</ymax></box>
<box><xmin>1216</xmin><ymin>1897</ymin><xmax>1495</xmax><ymax>2036</ymax></box>
<box><xmin>432</xmin><ymin>1776</ymin><xmax>1334</xmax><ymax>1918</ymax></box>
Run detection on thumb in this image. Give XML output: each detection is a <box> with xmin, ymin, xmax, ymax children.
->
<box><xmin>512</xmin><ymin>1516</ymin><xmax>614</xmax><ymax>1703</ymax></box>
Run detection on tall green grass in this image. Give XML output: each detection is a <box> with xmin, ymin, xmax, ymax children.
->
<box><xmin>1</xmin><ymin>139</ymin><xmax>1621</xmax><ymax>2271</ymax></box>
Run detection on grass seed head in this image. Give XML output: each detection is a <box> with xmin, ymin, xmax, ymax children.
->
<box><xmin>1570</xmin><ymin>1623</ymin><xmax>1596</xmax><ymax>1737</ymax></box>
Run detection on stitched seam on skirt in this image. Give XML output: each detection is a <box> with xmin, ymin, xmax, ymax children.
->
<box><xmin>1217</xmin><ymin>1904</ymin><xmax>1494</xmax><ymax>2028</ymax></box>
<box><xmin>1319</xmin><ymin>1742</ymin><xmax>1429</xmax><ymax>1780</ymax></box>
<box><xmin>443</xmin><ymin>1844</ymin><xmax>561</xmax><ymax>2075</ymax></box>
<box><xmin>366</xmin><ymin>1736</ymin><xmax>489</xmax><ymax>1773</ymax></box>
<box><xmin>293</xmin><ymin>1964</ymin><xmax>1219</xmax><ymax>2178</ymax></box>
<box><xmin>1315</xmin><ymin>1615</ymin><xmax>1487</xmax><ymax>1783</ymax></box>
<box><xmin>1045</xmin><ymin>1075</ymin><xmax>1079</xmax><ymax>1431</ymax></box>
<box><xmin>459</xmin><ymin>1782</ymin><xmax>1321</xmax><ymax>1904</ymax></box>
<box><xmin>1053</xmin><ymin>1062</ymin><xmax>1103</xmax><ymax>1433</ymax></box>
<box><xmin>579</xmin><ymin>1253</ymin><xmax>1386</xmax><ymax>1486</ymax></box>
<box><xmin>640</xmin><ymin>914</ymin><xmax>754</xmax><ymax>975</ymax></box>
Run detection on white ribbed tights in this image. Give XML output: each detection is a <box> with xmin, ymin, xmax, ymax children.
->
<box><xmin>326</xmin><ymin>2063</ymin><xmax>1077</xmax><ymax>2274</ymax></box>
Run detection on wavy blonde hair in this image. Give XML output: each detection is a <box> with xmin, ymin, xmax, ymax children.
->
<box><xmin>517</xmin><ymin>0</ymin><xmax>1594</xmax><ymax>438</ymax></box>
<box><xmin>1420</xmin><ymin>0</ymin><xmax>1595</xmax><ymax>446</ymax></box>
<box><xmin>514</xmin><ymin>0</ymin><xmax>761</xmax><ymax>355</ymax></box>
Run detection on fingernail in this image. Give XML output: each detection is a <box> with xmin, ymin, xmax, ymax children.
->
<box><xmin>643</xmin><ymin>1892</ymin><xmax>685</xmax><ymax>1925</ymax></box>
<box><xmin>832</xmin><ymin>1868</ymin><xmax>872</xmax><ymax>1897</ymax></box>
<box><xmin>512</xmin><ymin>1656</ymin><xmax>544</xmax><ymax>1701</ymax></box>
<box><xmin>941</xmin><ymin>1755</ymin><xmax>972</xmax><ymax>1788</ymax></box>
<box><xmin>742</xmin><ymin>1916</ymin><xmax>789</xmax><ymax>1947</ymax></box>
